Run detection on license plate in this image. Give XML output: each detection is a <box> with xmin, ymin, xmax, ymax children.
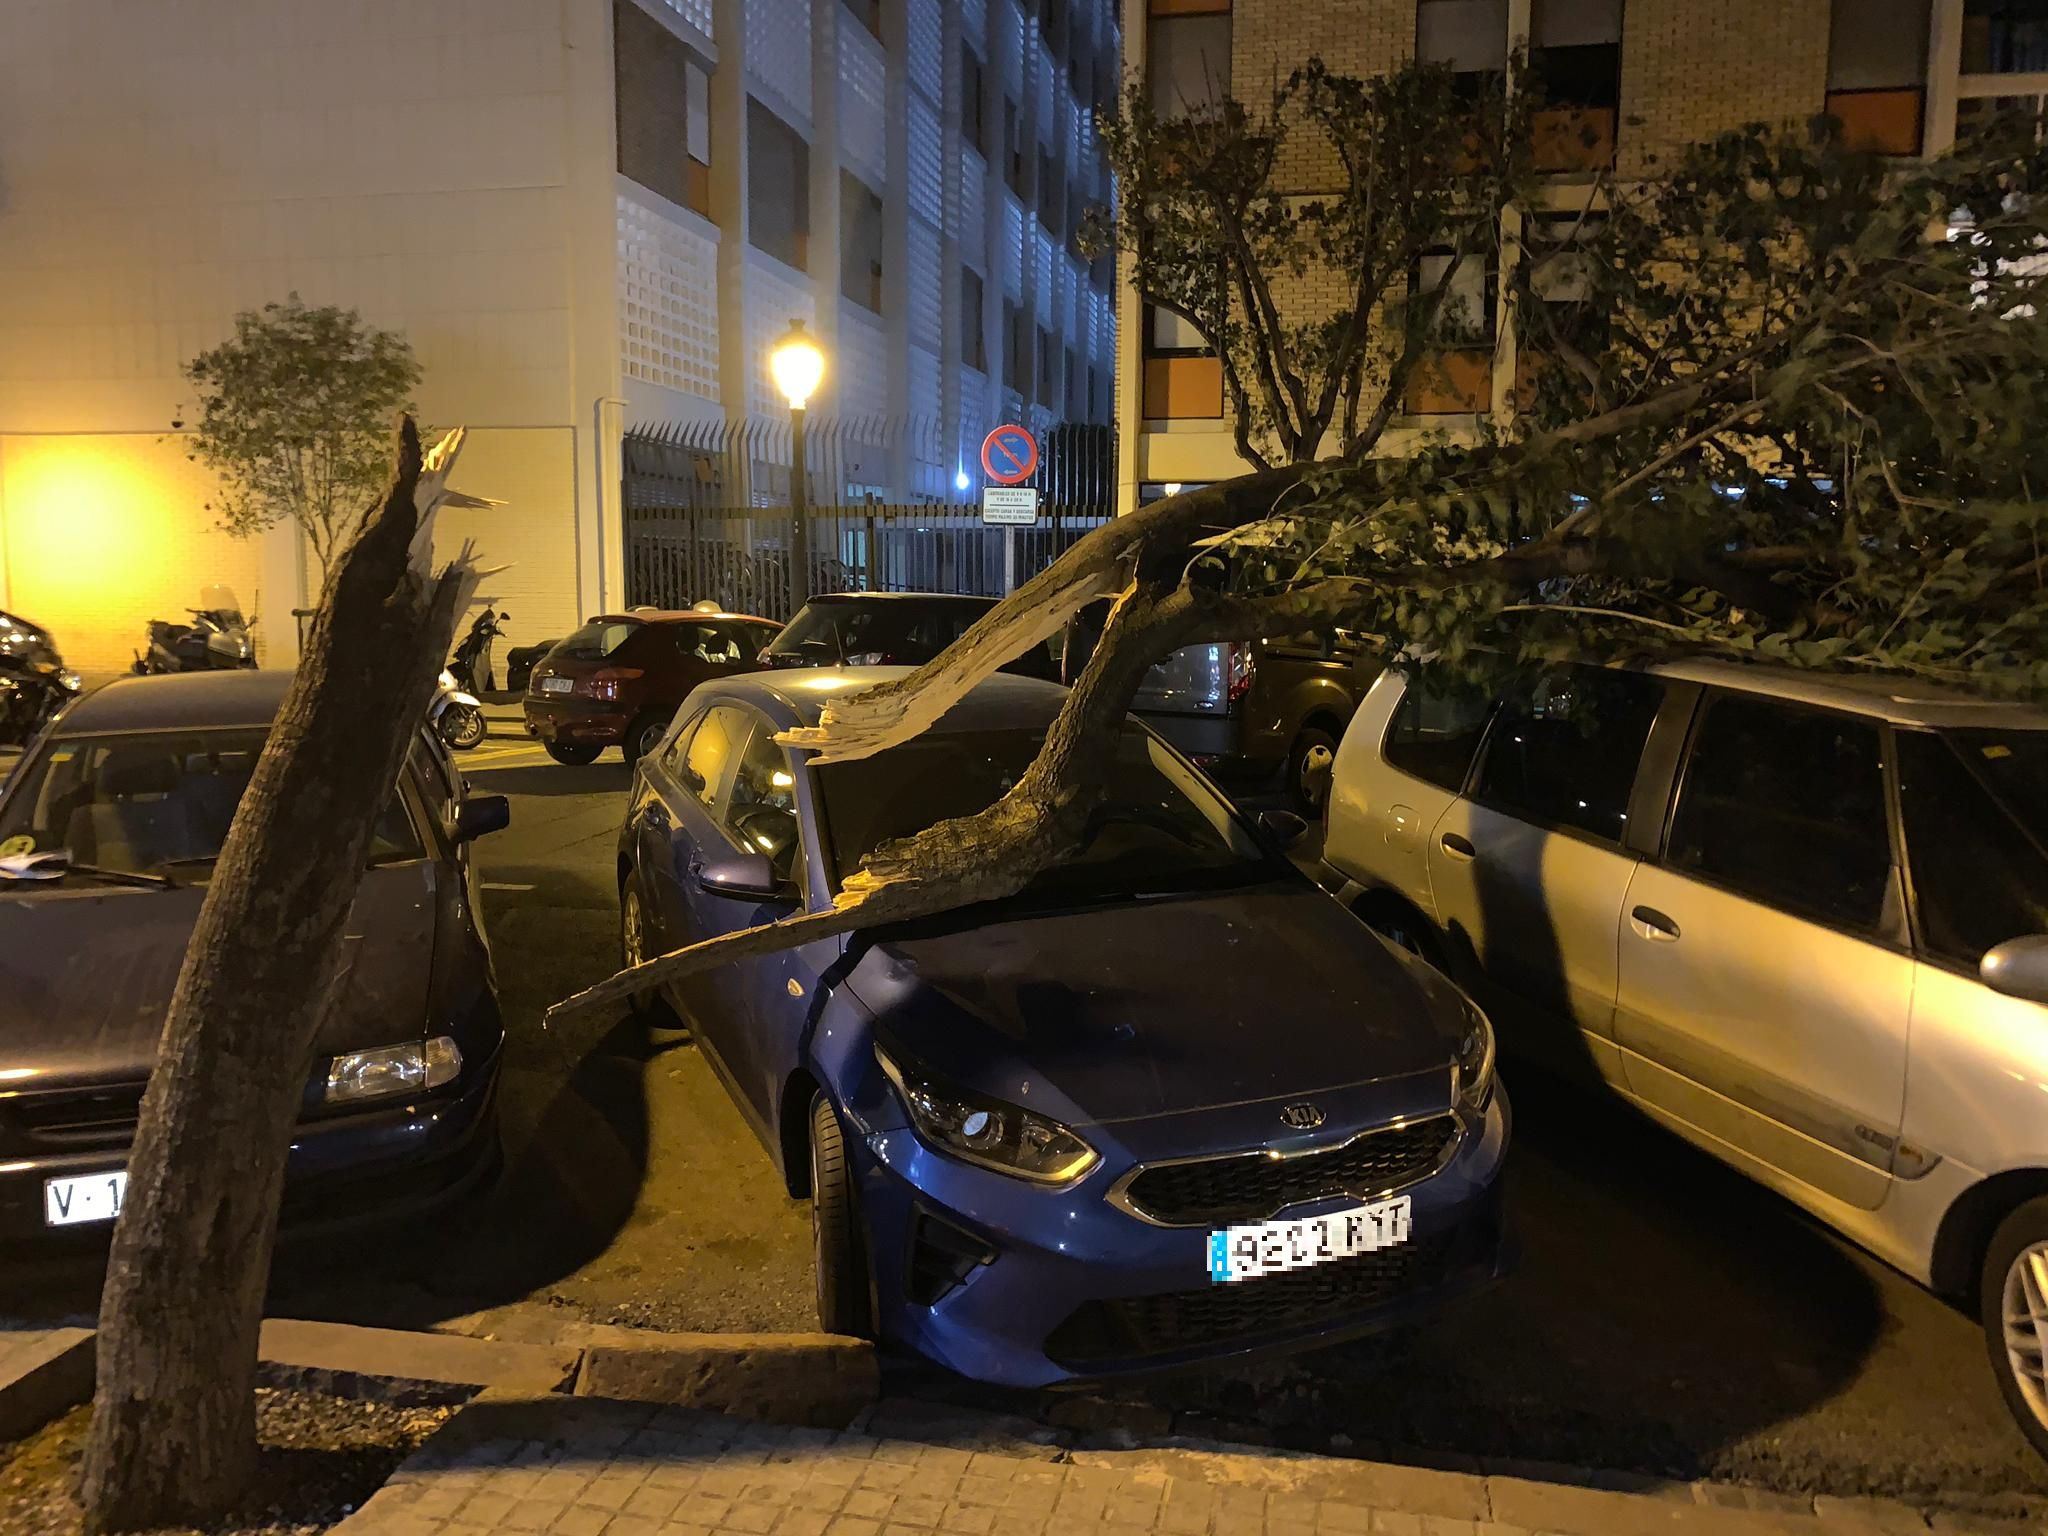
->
<box><xmin>44</xmin><ymin>1170</ymin><xmax>127</xmax><ymax>1227</ymax></box>
<box><xmin>540</xmin><ymin>677</ymin><xmax>572</xmax><ymax>694</ymax></box>
<box><xmin>1207</xmin><ymin>1194</ymin><xmax>1411</xmax><ymax>1284</ymax></box>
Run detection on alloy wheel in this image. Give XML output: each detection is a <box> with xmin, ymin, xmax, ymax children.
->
<box><xmin>2003</xmin><ymin>1242</ymin><xmax>2048</xmax><ymax>1430</ymax></box>
<box><xmin>1298</xmin><ymin>742</ymin><xmax>1335</xmax><ymax>805</ymax></box>
<box><xmin>621</xmin><ymin>883</ymin><xmax>645</xmax><ymax>971</ymax></box>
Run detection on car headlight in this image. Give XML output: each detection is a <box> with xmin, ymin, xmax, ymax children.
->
<box><xmin>1451</xmin><ymin>997</ymin><xmax>1496</xmax><ymax>1115</ymax></box>
<box><xmin>317</xmin><ymin>1036</ymin><xmax>462</xmax><ymax>1105</ymax></box>
<box><xmin>877</xmin><ymin>1047</ymin><xmax>1098</xmax><ymax>1185</ymax></box>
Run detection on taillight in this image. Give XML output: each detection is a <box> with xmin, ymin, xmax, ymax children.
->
<box><xmin>576</xmin><ymin>667</ymin><xmax>644</xmax><ymax>701</ymax></box>
<box><xmin>1226</xmin><ymin>643</ymin><xmax>1256</xmax><ymax>704</ymax></box>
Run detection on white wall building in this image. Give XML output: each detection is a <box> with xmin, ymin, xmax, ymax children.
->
<box><xmin>0</xmin><ymin>0</ymin><xmax>1118</xmax><ymax>672</ymax></box>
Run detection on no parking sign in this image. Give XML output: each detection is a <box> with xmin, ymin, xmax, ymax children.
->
<box><xmin>980</xmin><ymin>424</ymin><xmax>1038</xmax><ymax>486</ymax></box>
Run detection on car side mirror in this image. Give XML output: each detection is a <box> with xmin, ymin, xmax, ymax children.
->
<box><xmin>449</xmin><ymin>794</ymin><xmax>511</xmax><ymax>844</ymax></box>
<box><xmin>696</xmin><ymin>847</ymin><xmax>798</xmax><ymax>905</ymax></box>
<box><xmin>1257</xmin><ymin>809</ymin><xmax>1309</xmax><ymax>850</ymax></box>
<box><xmin>1982</xmin><ymin>936</ymin><xmax>2048</xmax><ymax>1006</ymax></box>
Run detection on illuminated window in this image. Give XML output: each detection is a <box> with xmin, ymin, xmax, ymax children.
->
<box><xmin>1827</xmin><ymin>0</ymin><xmax>1929</xmax><ymax>155</ymax></box>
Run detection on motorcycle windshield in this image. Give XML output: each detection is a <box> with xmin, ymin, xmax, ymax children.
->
<box><xmin>198</xmin><ymin>584</ymin><xmax>244</xmax><ymax>623</ymax></box>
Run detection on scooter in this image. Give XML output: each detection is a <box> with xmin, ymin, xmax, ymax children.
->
<box><xmin>0</xmin><ymin>610</ymin><xmax>82</xmax><ymax>748</ymax></box>
<box><xmin>449</xmin><ymin>609</ymin><xmax>509</xmax><ymax>694</ymax></box>
<box><xmin>133</xmin><ymin>584</ymin><xmax>257</xmax><ymax>673</ymax></box>
<box><xmin>431</xmin><ymin>669</ymin><xmax>487</xmax><ymax>751</ymax></box>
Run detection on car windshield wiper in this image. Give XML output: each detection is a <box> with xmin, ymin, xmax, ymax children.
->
<box><xmin>0</xmin><ymin>849</ymin><xmax>178</xmax><ymax>889</ymax></box>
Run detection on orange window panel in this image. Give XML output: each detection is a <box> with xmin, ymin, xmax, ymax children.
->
<box><xmin>1530</xmin><ymin>106</ymin><xmax>1617</xmax><ymax>173</ymax></box>
<box><xmin>1405</xmin><ymin>348</ymin><xmax>1494</xmax><ymax>415</ymax></box>
<box><xmin>1827</xmin><ymin>89</ymin><xmax>1924</xmax><ymax>157</ymax></box>
<box><xmin>1144</xmin><ymin>356</ymin><xmax>1225</xmax><ymax>418</ymax></box>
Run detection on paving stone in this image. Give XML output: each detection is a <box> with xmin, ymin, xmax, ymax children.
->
<box><xmin>1810</xmin><ymin>1496</ymin><xmax>1931</xmax><ymax>1534</ymax></box>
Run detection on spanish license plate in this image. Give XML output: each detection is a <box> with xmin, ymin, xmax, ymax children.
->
<box><xmin>540</xmin><ymin>676</ymin><xmax>572</xmax><ymax>693</ymax></box>
<box><xmin>44</xmin><ymin>1170</ymin><xmax>127</xmax><ymax>1227</ymax></box>
<box><xmin>1207</xmin><ymin>1194</ymin><xmax>1411</xmax><ymax>1284</ymax></box>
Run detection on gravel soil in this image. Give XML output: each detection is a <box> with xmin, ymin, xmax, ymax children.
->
<box><xmin>0</xmin><ymin>1390</ymin><xmax>448</xmax><ymax>1536</ymax></box>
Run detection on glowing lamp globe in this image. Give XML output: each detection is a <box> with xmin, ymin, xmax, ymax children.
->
<box><xmin>770</xmin><ymin>320</ymin><xmax>826</xmax><ymax>409</ymax></box>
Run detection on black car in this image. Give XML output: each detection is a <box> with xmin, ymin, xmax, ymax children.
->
<box><xmin>0</xmin><ymin>672</ymin><xmax>507</xmax><ymax>1248</ymax></box>
<box><xmin>759</xmin><ymin>592</ymin><xmax>1063</xmax><ymax>680</ymax></box>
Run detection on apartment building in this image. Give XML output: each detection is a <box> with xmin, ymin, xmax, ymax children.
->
<box><xmin>1114</xmin><ymin>0</ymin><xmax>2039</xmax><ymax>512</ymax></box>
<box><xmin>0</xmin><ymin>0</ymin><xmax>1116</xmax><ymax>672</ymax></box>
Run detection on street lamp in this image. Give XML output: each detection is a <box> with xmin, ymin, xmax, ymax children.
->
<box><xmin>770</xmin><ymin>319</ymin><xmax>826</xmax><ymax>617</ymax></box>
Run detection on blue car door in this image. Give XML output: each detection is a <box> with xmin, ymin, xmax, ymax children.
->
<box><xmin>642</xmin><ymin>702</ymin><xmax>751</xmax><ymax>1054</ymax></box>
<box><xmin>689</xmin><ymin>709</ymin><xmax>815</xmax><ymax>1129</ymax></box>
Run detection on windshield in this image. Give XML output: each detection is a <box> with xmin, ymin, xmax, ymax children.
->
<box><xmin>556</xmin><ymin>620</ymin><xmax>640</xmax><ymax>660</ymax></box>
<box><xmin>814</xmin><ymin>726</ymin><xmax>1274</xmax><ymax>900</ymax></box>
<box><xmin>197</xmin><ymin>584</ymin><xmax>245</xmax><ymax>624</ymax></box>
<box><xmin>0</xmin><ymin>728</ymin><xmax>420</xmax><ymax>880</ymax></box>
<box><xmin>1947</xmin><ymin>728</ymin><xmax>2048</xmax><ymax>847</ymax></box>
<box><xmin>764</xmin><ymin>600</ymin><xmax>1059</xmax><ymax>679</ymax></box>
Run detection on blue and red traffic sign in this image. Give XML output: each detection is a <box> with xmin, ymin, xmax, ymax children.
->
<box><xmin>980</xmin><ymin>424</ymin><xmax>1039</xmax><ymax>486</ymax></box>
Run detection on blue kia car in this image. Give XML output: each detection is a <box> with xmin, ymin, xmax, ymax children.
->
<box><xmin>616</xmin><ymin>667</ymin><xmax>1508</xmax><ymax>1385</ymax></box>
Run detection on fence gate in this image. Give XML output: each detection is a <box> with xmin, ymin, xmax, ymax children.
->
<box><xmin>621</xmin><ymin>419</ymin><xmax>1115</xmax><ymax>623</ymax></box>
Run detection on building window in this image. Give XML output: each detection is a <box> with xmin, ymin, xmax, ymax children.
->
<box><xmin>1149</xmin><ymin>0</ymin><xmax>1232</xmax><ymax>119</ymax></box>
<box><xmin>1515</xmin><ymin>214</ymin><xmax>1608</xmax><ymax>409</ymax></box>
<box><xmin>1064</xmin><ymin>346</ymin><xmax>1080</xmax><ymax>411</ymax></box>
<box><xmin>1088</xmin><ymin>362</ymin><xmax>1107</xmax><ymax>421</ymax></box>
<box><xmin>1004</xmin><ymin>302</ymin><xmax>1031</xmax><ymax>395</ymax></box>
<box><xmin>614</xmin><ymin>0</ymin><xmax>714</xmax><ymax>217</ymax></box>
<box><xmin>1529</xmin><ymin>0</ymin><xmax>1621</xmax><ymax>170</ymax></box>
<box><xmin>1826</xmin><ymin>0</ymin><xmax>1928</xmax><ymax>154</ymax></box>
<box><xmin>962</xmin><ymin>44</ymin><xmax>987</xmax><ymax>155</ymax></box>
<box><xmin>1142</xmin><ymin>302</ymin><xmax>1223</xmax><ymax>418</ymax></box>
<box><xmin>1405</xmin><ymin>251</ymin><xmax>1495</xmax><ymax>415</ymax></box>
<box><xmin>747</xmin><ymin>98</ymin><xmax>811</xmax><ymax>271</ymax></box>
<box><xmin>1037</xmin><ymin>326</ymin><xmax>1059</xmax><ymax>404</ymax></box>
<box><xmin>845</xmin><ymin>0</ymin><xmax>882</xmax><ymax>40</ymax></box>
<box><xmin>961</xmin><ymin>266</ymin><xmax>987</xmax><ymax>371</ymax></box>
<box><xmin>1038</xmin><ymin>148</ymin><xmax>1061</xmax><ymax>230</ymax></box>
<box><xmin>1004</xmin><ymin>99</ymin><xmax>1027</xmax><ymax>194</ymax></box>
<box><xmin>841</xmin><ymin>171</ymin><xmax>884</xmax><ymax>312</ymax></box>
<box><xmin>1963</xmin><ymin>0</ymin><xmax>2048</xmax><ymax>73</ymax></box>
<box><xmin>1417</xmin><ymin>0</ymin><xmax>1508</xmax><ymax>87</ymax></box>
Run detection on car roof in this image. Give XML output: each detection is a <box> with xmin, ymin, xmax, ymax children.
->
<box><xmin>588</xmin><ymin>610</ymin><xmax>778</xmax><ymax>626</ymax></box>
<box><xmin>51</xmin><ymin>671</ymin><xmax>293</xmax><ymax>736</ymax></box>
<box><xmin>1640</xmin><ymin>657</ymin><xmax>2048</xmax><ymax>731</ymax></box>
<box><xmin>801</xmin><ymin>592</ymin><xmax>997</xmax><ymax>606</ymax></box>
<box><xmin>700</xmin><ymin>666</ymin><xmax>1070</xmax><ymax>737</ymax></box>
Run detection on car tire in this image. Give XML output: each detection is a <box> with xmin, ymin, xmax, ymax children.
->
<box><xmin>545</xmin><ymin>743</ymin><xmax>601</xmax><ymax>766</ymax></box>
<box><xmin>809</xmin><ymin>1093</ymin><xmax>874</xmax><ymax>1339</ymax></box>
<box><xmin>624</xmin><ymin>712</ymin><xmax>671</xmax><ymax>768</ymax></box>
<box><xmin>441</xmin><ymin>704</ymin><xmax>488</xmax><ymax>751</ymax></box>
<box><xmin>618</xmin><ymin>876</ymin><xmax>660</xmax><ymax>1022</ymax></box>
<box><xmin>1982</xmin><ymin>1196</ymin><xmax>2048</xmax><ymax>1459</ymax></box>
<box><xmin>1362</xmin><ymin>896</ymin><xmax>1450</xmax><ymax>973</ymax></box>
<box><xmin>1286</xmin><ymin>725</ymin><xmax>1341</xmax><ymax>816</ymax></box>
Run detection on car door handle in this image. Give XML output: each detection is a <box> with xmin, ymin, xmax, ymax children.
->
<box><xmin>1440</xmin><ymin>832</ymin><xmax>1476</xmax><ymax>861</ymax></box>
<box><xmin>1631</xmin><ymin>905</ymin><xmax>1681</xmax><ymax>941</ymax></box>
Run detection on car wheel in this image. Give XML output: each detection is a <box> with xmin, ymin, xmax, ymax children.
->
<box><xmin>624</xmin><ymin>712</ymin><xmax>671</xmax><ymax>768</ymax></box>
<box><xmin>1364</xmin><ymin>898</ymin><xmax>1449</xmax><ymax>972</ymax></box>
<box><xmin>1983</xmin><ymin>1197</ymin><xmax>2048</xmax><ymax>1459</ymax></box>
<box><xmin>545</xmin><ymin>743</ymin><xmax>601</xmax><ymax>766</ymax></box>
<box><xmin>809</xmin><ymin>1093</ymin><xmax>874</xmax><ymax>1339</ymax></box>
<box><xmin>618</xmin><ymin>876</ymin><xmax>660</xmax><ymax>1022</ymax></box>
<box><xmin>1287</xmin><ymin>726</ymin><xmax>1340</xmax><ymax>816</ymax></box>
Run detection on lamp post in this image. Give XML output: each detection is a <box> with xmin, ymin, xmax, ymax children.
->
<box><xmin>769</xmin><ymin>319</ymin><xmax>826</xmax><ymax>620</ymax></box>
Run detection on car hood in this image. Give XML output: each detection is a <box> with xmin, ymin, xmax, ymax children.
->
<box><xmin>0</xmin><ymin>862</ymin><xmax>440</xmax><ymax>1089</ymax></box>
<box><xmin>842</xmin><ymin>877</ymin><xmax>1464</xmax><ymax>1126</ymax></box>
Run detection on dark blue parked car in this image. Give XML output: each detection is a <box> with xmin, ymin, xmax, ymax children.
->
<box><xmin>617</xmin><ymin>668</ymin><xmax>1509</xmax><ymax>1385</ymax></box>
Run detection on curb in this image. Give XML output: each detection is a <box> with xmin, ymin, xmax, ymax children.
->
<box><xmin>0</xmin><ymin>1329</ymin><xmax>93</xmax><ymax>1441</ymax></box>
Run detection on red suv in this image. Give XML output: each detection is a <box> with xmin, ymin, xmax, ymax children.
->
<box><xmin>524</xmin><ymin>610</ymin><xmax>780</xmax><ymax>765</ymax></box>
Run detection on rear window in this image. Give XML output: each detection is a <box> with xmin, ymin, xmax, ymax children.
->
<box><xmin>764</xmin><ymin>599</ymin><xmax>1058</xmax><ymax>679</ymax></box>
<box><xmin>557</xmin><ymin>620</ymin><xmax>641</xmax><ymax>659</ymax></box>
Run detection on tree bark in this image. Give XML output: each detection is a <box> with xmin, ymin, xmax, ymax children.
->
<box><xmin>80</xmin><ymin>420</ymin><xmax>489</xmax><ymax>1532</ymax></box>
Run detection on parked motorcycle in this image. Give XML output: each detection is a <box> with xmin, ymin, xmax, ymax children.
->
<box><xmin>431</xmin><ymin>669</ymin><xmax>487</xmax><ymax>750</ymax></box>
<box><xmin>449</xmin><ymin>609</ymin><xmax>509</xmax><ymax>694</ymax></box>
<box><xmin>0</xmin><ymin>610</ymin><xmax>82</xmax><ymax>748</ymax></box>
<box><xmin>133</xmin><ymin>584</ymin><xmax>256</xmax><ymax>673</ymax></box>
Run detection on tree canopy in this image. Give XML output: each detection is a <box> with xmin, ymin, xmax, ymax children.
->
<box><xmin>552</xmin><ymin>96</ymin><xmax>2048</xmax><ymax>1023</ymax></box>
<box><xmin>182</xmin><ymin>294</ymin><xmax>422</xmax><ymax>575</ymax></box>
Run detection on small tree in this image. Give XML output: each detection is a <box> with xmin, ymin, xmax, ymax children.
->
<box><xmin>1083</xmin><ymin>58</ymin><xmax>1532</xmax><ymax>467</ymax></box>
<box><xmin>183</xmin><ymin>295</ymin><xmax>422</xmax><ymax>575</ymax></box>
<box><xmin>547</xmin><ymin>116</ymin><xmax>2048</xmax><ymax>1021</ymax></box>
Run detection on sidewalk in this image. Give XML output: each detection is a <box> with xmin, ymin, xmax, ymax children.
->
<box><xmin>337</xmin><ymin>1393</ymin><xmax>2021</xmax><ymax>1536</ymax></box>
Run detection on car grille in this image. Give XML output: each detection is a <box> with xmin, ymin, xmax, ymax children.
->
<box><xmin>0</xmin><ymin>1084</ymin><xmax>145</xmax><ymax>1151</ymax></box>
<box><xmin>1118</xmin><ymin>1115</ymin><xmax>1459</xmax><ymax>1226</ymax></box>
<box><xmin>1044</xmin><ymin>1230</ymin><xmax>1458</xmax><ymax>1369</ymax></box>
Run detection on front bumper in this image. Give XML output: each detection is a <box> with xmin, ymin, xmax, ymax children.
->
<box><xmin>0</xmin><ymin>1043</ymin><xmax>502</xmax><ymax>1254</ymax></box>
<box><xmin>856</xmin><ymin>1083</ymin><xmax>1511</xmax><ymax>1388</ymax></box>
<box><xmin>524</xmin><ymin>697</ymin><xmax>627</xmax><ymax>746</ymax></box>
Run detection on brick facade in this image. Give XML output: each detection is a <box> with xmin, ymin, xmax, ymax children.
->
<box><xmin>1232</xmin><ymin>0</ymin><xmax>1415</xmax><ymax>190</ymax></box>
<box><xmin>1618</xmin><ymin>0</ymin><xmax>1834</xmax><ymax>175</ymax></box>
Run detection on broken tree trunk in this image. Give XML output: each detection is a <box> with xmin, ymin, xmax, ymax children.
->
<box><xmin>79</xmin><ymin>420</ymin><xmax>494</xmax><ymax>1533</ymax></box>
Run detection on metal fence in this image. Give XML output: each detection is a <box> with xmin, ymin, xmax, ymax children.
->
<box><xmin>621</xmin><ymin>419</ymin><xmax>1115</xmax><ymax>621</ymax></box>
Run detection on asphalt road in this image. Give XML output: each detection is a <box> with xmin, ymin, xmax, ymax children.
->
<box><xmin>10</xmin><ymin>726</ymin><xmax>2048</xmax><ymax>1510</ymax></box>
